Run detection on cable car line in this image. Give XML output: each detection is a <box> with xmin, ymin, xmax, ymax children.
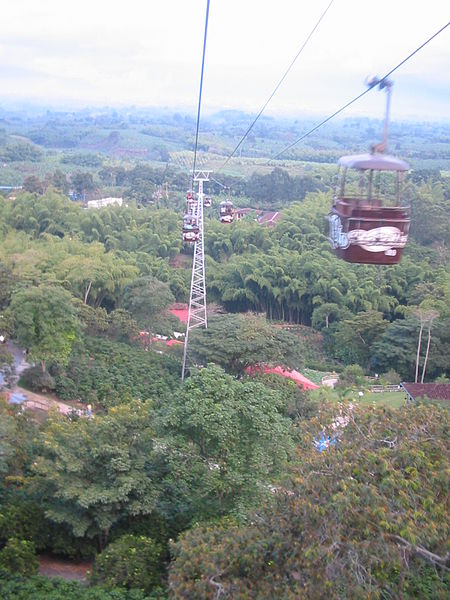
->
<box><xmin>217</xmin><ymin>0</ymin><xmax>335</xmax><ymax>173</ymax></box>
<box><xmin>269</xmin><ymin>21</ymin><xmax>450</xmax><ymax>162</ymax></box>
<box><xmin>210</xmin><ymin>176</ymin><xmax>228</xmax><ymax>189</ymax></box>
<box><xmin>191</xmin><ymin>0</ymin><xmax>211</xmax><ymax>180</ymax></box>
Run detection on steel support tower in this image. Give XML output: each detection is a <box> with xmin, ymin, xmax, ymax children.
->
<box><xmin>181</xmin><ymin>170</ymin><xmax>210</xmax><ymax>381</ymax></box>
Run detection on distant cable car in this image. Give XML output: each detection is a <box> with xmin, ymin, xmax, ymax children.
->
<box><xmin>219</xmin><ymin>199</ymin><xmax>234</xmax><ymax>224</ymax></box>
<box><xmin>328</xmin><ymin>78</ymin><xmax>410</xmax><ymax>265</ymax></box>
<box><xmin>186</xmin><ymin>191</ymin><xmax>196</xmax><ymax>210</ymax></box>
<box><xmin>182</xmin><ymin>214</ymin><xmax>199</xmax><ymax>243</ymax></box>
<box><xmin>204</xmin><ymin>195</ymin><xmax>212</xmax><ymax>208</ymax></box>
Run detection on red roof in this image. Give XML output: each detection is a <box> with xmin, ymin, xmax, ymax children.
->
<box><xmin>401</xmin><ymin>383</ymin><xmax>450</xmax><ymax>403</ymax></box>
<box><xmin>169</xmin><ymin>304</ymin><xmax>189</xmax><ymax>323</ymax></box>
<box><xmin>166</xmin><ymin>339</ymin><xmax>183</xmax><ymax>347</ymax></box>
<box><xmin>246</xmin><ymin>365</ymin><xmax>319</xmax><ymax>390</ymax></box>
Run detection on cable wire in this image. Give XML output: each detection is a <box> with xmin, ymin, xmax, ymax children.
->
<box><xmin>192</xmin><ymin>0</ymin><xmax>211</xmax><ymax>179</ymax></box>
<box><xmin>218</xmin><ymin>0</ymin><xmax>335</xmax><ymax>172</ymax></box>
<box><xmin>210</xmin><ymin>176</ymin><xmax>228</xmax><ymax>189</ymax></box>
<box><xmin>269</xmin><ymin>21</ymin><xmax>450</xmax><ymax>162</ymax></box>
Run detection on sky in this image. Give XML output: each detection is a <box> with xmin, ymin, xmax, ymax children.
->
<box><xmin>0</xmin><ymin>0</ymin><xmax>448</xmax><ymax>121</ymax></box>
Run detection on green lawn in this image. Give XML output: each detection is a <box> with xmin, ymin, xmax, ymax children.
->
<box><xmin>352</xmin><ymin>391</ymin><xmax>406</xmax><ymax>408</ymax></box>
<box><xmin>315</xmin><ymin>388</ymin><xmax>408</xmax><ymax>408</ymax></box>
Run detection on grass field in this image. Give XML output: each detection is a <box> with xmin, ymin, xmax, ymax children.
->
<box><xmin>316</xmin><ymin>388</ymin><xmax>408</xmax><ymax>408</ymax></box>
<box><xmin>356</xmin><ymin>391</ymin><xmax>407</xmax><ymax>408</ymax></box>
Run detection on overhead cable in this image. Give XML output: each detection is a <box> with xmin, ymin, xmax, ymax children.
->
<box><xmin>192</xmin><ymin>0</ymin><xmax>211</xmax><ymax>179</ymax></box>
<box><xmin>210</xmin><ymin>176</ymin><xmax>228</xmax><ymax>189</ymax></box>
<box><xmin>269</xmin><ymin>21</ymin><xmax>450</xmax><ymax>162</ymax></box>
<box><xmin>218</xmin><ymin>0</ymin><xmax>335</xmax><ymax>172</ymax></box>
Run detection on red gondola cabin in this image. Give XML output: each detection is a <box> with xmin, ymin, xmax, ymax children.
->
<box><xmin>182</xmin><ymin>214</ymin><xmax>199</xmax><ymax>243</ymax></box>
<box><xmin>328</xmin><ymin>153</ymin><xmax>411</xmax><ymax>265</ymax></box>
<box><xmin>219</xmin><ymin>199</ymin><xmax>234</xmax><ymax>224</ymax></box>
<box><xmin>328</xmin><ymin>77</ymin><xmax>411</xmax><ymax>265</ymax></box>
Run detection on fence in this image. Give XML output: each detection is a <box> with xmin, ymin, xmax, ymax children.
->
<box><xmin>370</xmin><ymin>385</ymin><xmax>401</xmax><ymax>393</ymax></box>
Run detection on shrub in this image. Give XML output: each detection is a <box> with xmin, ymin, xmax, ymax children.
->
<box><xmin>0</xmin><ymin>571</ymin><xmax>156</xmax><ymax>599</ymax></box>
<box><xmin>0</xmin><ymin>538</ymin><xmax>39</xmax><ymax>576</ymax></box>
<box><xmin>91</xmin><ymin>534</ymin><xmax>165</xmax><ymax>593</ymax></box>
<box><xmin>0</xmin><ymin>500</ymin><xmax>49</xmax><ymax>551</ymax></box>
<box><xmin>381</xmin><ymin>368</ymin><xmax>401</xmax><ymax>385</ymax></box>
<box><xmin>20</xmin><ymin>366</ymin><xmax>56</xmax><ymax>392</ymax></box>
<box><xmin>337</xmin><ymin>363</ymin><xmax>365</xmax><ymax>388</ymax></box>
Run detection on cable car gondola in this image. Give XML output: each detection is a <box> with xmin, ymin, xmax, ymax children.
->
<box><xmin>219</xmin><ymin>199</ymin><xmax>234</xmax><ymax>224</ymax></box>
<box><xmin>328</xmin><ymin>78</ymin><xmax>411</xmax><ymax>265</ymax></box>
<box><xmin>182</xmin><ymin>214</ymin><xmax>199</xmax><ymax>243</ymax></box>
<box><xmin>204</xmin><ymin>195</ymin><xmax>212</xmax><ymax>208</ymax></box>
<box><xmin>186</xmin><ymin>190</ymin><xmax>196</xmax><ymax>211</ymax></box>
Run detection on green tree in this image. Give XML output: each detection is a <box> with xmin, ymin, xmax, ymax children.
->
<box><xmin>169</xmin><ymin>403</ymin><xmax>449</xmax><ymax>599</ymax></box>
<box><xmin>71</xmin><ymin>171</ymin><xmax>95</xmax><ymax>200</ymax></box>
<box><xmin>52</xmin><ymin>169</ymin><xmax>70</xmax><ymax>194</ymax></box>
<box><xmin>163</xmin><ymin>365</ymin><xmax>293</xmax><ymax>521</ymax></box>
<box><xmin>372</xmin><ymin>316</ymin><xmax>450</xmax><ymax>380</ymax></box>
<box><xmin>58</xmin><ymin>244</ymin><xmax>138</xmax><ymax>307</ymax></box>
<box><xmin>23</xmin><ymin>175</ymin><xmax>44</xmax><ymax>195</ymax></box>
<box><xmin>332</xmin><ymin>310</ymin><xmax>387</xmax><ymax>367</ymax></box>
<box><xmin>9</xmin><ymin>285</ymin><xmax>80</xmax><ymax>372</ymax></box>
<box><xmin>34</xmin><ymin>403</ymin><xmax>162</xmax><ymax>550</ymax></box>
<box><xmin>121</xmin><ymin>276</ymin><xmax>174</xmax><ymax>344</ymax></box>
<box><xmin>190</xmin><ymin>313</ymin><xmax>298</xmax><ymax>375</ymax></box>
<box><xmin>0</xmin><ymin>262</ymin><xmax>16</xmax><ymax>309</ymax></box>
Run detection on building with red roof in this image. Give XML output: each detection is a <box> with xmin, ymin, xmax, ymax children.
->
<box><xmin>169</xmin><ymin>303</ymin><xmax>189</xmax><ymax>323</ymax></box>
<box><xmin>400</xmin><ymin>383</ymin><xmax>450</xmax><ymax>404</ymax></box>
<box><xmin>246</xmin><ymin>365</ymin><xmax>319</xmax><ymax>390</ymax></box>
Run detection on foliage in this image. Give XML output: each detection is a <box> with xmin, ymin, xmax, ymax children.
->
<box><xmin>0</xmin><ymin>496</ymin><xmax>96</xmax><ymax>560</ymax></box>
<box><xmin>9</xmin><ymin>284</ymin><xmax>81</xmax><ymax>371</ymax></box>
<box><xmin>0</xmin><ymin>571</ymin><xmax>157</xmax><ymax>599</ymax></box>
<box><xmin>23</xmin><ymin>175</ymin><xmax>44</xmax><ymax>194</ymax></box>
<box><xmin>34</xmin><ymin>403</ymin><xmax>163</xmax><ymax>549</ymax></box>
<box><xmin>169</xmin><ymin>403</ymin><xmax>449</xmax><ymax>598</ymax></box>
<box><xmin>58</xmin><ymin>242</ymin><xmax>138</xmax><ymax>307</ymax></box>
<box><xmin>0</xmin><ymin>538</ymin><xmax>39</xmax><ymax>577</ymax></box>
<box><xmin>247</xmin><ymin>372</ymin><xmax>319</xmax><ymax>422</ymax></box>
<box><xmin>0</xmin><ymin>346</ymin><xmax>13</xmax><ymax>367</ymax></box>
<box><xmin>0</xmin><ymin>401</ymin><xmax>17</xmax><ymax>474</ymax></box>
<box><xmin>92</xmin><ymin>534</ymin><xmax>165</xmax><ymax>593</ymax></box>
<box><xmin>336</xmin><ymin>364</ymin><xmax>365</xmax><ymax>388</ymax></box>
<box><xmin>121</xmin><ymin>276</ymin><xmax>174</xmax><ymax>332</ymax></box>
<box><xmin>161</xmin><ymin>365</ymin><xmax>293</xmax><ymax>522</ymax></box>
<box><xmin>190</xmin><ymin>313</ymin><xmax>300</xmax><ymax>375</ymax></box>
<box><xmin>381</xmin><ymin>368</ymin><xmax>401</xmax><ymax>385</ymax></box>
<box><xmin>410</xmin><ymin>181</ymin><xmax>450</xmax><ymax>246</ymax></box>
<box><xmin>20</xmin><ymin>365</ymin><xmax>56</xmax><ymax>392</ymax></box>
<box><xmin>371</xmin><ymin>316</ymin><xmax>450</xmax><ymax>380</ymax></box>
<box><xmin>0</xmin><ymin>400</ymin><xmax>38</xmax><ymax>479</ymax></box>
<box><xmin>330</xmin><ymin>310</ymin><xmax>388</xmax><ymax>367</ymax></box>
<box><xmin>0</xmin><ymin>500</ymin><xmax>49</xmax><ymax>551</ymax></box>
<box><xmin>53</xmin><ymin>336</ymin><xmax>180</xmax><ymax>407</ymax></box>
<box><xmin>71</xmin><ymin>172</ymin><xmax>96</xmax><ymax>197</ymax></box>
<box><xmin>0</xmin><ymin>261</ymin><xmax>16</xmax><ymax>309</ymax></box>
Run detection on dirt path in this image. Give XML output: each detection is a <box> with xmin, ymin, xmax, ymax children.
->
<box><xmin>39</xmin><ymin>554</ymin><xmax>92</xmax><ymax>582</ymax></box>
<box><xmin>15</xmin><ymin>386</ymin><xmax>86</xmax><ymax>416</ymax></box>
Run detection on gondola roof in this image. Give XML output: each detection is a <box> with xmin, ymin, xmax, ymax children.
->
<box><xmin>338</xmin><ymin>153</ymin><xmax>409</xmax><ymax>171</ymax></box>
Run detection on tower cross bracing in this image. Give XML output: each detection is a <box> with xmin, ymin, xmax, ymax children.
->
<box><xmin>181</xmin><ymin>170</ymin><xmax>210</xmax><ymax>380</ymax></box>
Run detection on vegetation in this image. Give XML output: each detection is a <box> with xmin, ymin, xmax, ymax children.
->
<box><xmin>169</xmin><ymin>404</ymin><xmax>449</xmax><ymax>598</ymax></box>
<box><xmin>0</xmin><ymin>106</ymin><xmax>448</xmax><ymax>597</ymax></box>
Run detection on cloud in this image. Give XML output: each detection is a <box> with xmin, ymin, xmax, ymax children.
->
<box><xmin>0</xmin><ymin>0</ymin><xmax>448</xmax><ymax>119</ymax></box>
